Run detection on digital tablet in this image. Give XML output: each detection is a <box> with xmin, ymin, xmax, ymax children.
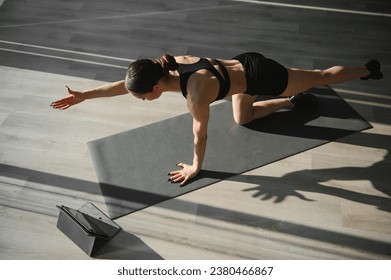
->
<box><xmin>57</xmin><ymin>205</ymin><xmax>108</xmax><ymax>238</ymax></box>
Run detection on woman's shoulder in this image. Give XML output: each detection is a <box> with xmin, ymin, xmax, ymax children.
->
<box><xmin>175</xmin><ymin>55</ymin><xmax>201</xmax><ymax>64</ymax></box>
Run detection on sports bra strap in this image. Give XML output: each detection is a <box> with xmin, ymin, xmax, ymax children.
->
<box><xmin>210</xmin><ymin>59</ymin><xmax>230</xmax><ymax>100</ymax></box>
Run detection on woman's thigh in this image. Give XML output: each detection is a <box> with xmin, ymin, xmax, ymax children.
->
<box><xmin>280</xmin><ymin>68</ymin><xmax>324</xmax><ymax>97</ymax></box>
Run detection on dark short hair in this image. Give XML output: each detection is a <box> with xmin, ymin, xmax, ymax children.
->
<box><xmin>125</xmin><ymin>54</ymin><xmax>178</xmax><ymax>94</ymax></box>
<box><xmin>125</xmin><ymin>59</ymin><xmax>162</xmax><ymax>94</ymax></box>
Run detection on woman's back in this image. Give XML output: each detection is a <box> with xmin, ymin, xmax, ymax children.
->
<box><xmin>174</xmin><ymin>55</ymin><xmax>247</xmax><ymax>101</ymax></box>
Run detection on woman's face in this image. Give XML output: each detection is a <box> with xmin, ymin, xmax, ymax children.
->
<box><xmin>128</xmin><ymin>86</ymin><xmax>162</xmax><ymax>101</ymax></box>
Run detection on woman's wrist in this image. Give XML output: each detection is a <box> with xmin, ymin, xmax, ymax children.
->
<box><xmin>80</xmin><ymin>90</ymin><xmax>93</xmax><ymax>100</ymax></box>
<box><xmin>191</xmin><ymin>161</ymin><xmax>202</xmax><ymax>173</ymax></box>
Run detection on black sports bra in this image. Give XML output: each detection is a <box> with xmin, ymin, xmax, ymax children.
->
<box><xmin>177</xmin><ymin>58</ymin><xmax>231</xmax><ymax>101</ymax></box>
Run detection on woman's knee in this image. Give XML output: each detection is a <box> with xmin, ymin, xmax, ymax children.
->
<box><xmin>234</xmin><ymin>113</ymin><xmax>252</xmax><ymax>125</ymax></box>
<box><xmin>232</xmin><ymin>94</ymin><xmax>256</xmax><ymax>125</ymax></box>
<box><xmin>233</xmin><ymin>107</ymin><xmax>254</xmax><ymax>125</ymax></box>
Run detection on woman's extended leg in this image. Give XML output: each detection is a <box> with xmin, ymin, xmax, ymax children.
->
<box><xmin>280</xmin><ymin>65</ymin><xmax>370</xmax><ymax>97</ymax></box>
<box><xmin>232</xmin><ymin>61</ymin><xmax>381</xmax><ymax>125</ymax></box>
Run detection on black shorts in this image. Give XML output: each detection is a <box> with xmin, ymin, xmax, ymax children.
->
<box><xmin>232</xmin><ymin>52</ymin><xmax>288</xmax><ymax>96</ymax></box>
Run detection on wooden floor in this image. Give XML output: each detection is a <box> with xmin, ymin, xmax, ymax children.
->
<box><xmin>0</xmin><ymin>0</ymin><xmax>390</xmax><ymax>259</ymax></box>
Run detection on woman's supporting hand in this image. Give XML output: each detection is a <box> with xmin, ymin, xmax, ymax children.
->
<box><xmin>51</xmin><ymin>86</ymin><xmax>85</xmax><ymax>110</ymax></box>
<box><xmin>168</xmin><ymin>163</ymin><xmax>200</xmax><ymax>187</ymax></box>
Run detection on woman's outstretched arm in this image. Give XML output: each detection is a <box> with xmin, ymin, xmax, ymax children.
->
<box><xmin>51</xmin><ymin>80</ymin><xmax>127</xmax><ymax>110</ymax></box>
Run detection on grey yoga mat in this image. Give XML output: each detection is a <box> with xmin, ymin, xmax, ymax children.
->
<box><xmin>87</xmin><ymin>86</ymin><xmax>372</xmax><ymax>219</ymax></box>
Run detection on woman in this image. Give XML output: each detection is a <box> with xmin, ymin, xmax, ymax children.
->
<box><xmin>51</xmin><ymin>52</ymin><xmax>383</xmax><ymax>186</ymax></box>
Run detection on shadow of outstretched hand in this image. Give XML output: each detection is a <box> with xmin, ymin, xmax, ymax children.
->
<box><xmin>243</xmin><ymin>184</ymin><xmax>315</xmax><ymax>203</ymax></box>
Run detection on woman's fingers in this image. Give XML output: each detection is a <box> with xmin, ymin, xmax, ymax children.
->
<box><xmin>168</xmin><ymin>171</ymin><xmax>183</xmax><ymax>182</ymax></box>
<box><xmin>180</xmin><ymin>175</ymin><xmax>191</xmax><ymax>187</ymax></box>
<box><xmin>51</xmin><ymin>86</ymin><xmax>84</xmax><ymax>110</ymax></box>
<box><xmin>167</xmin><ymin>163</ymin><xmax>196</xmax><ymax>186</ymax></box>
<box><xmin>51</xmin><ymin>99</ymin><xmax>71</xmax><ymax>109</ymax></box>
<box><xmin>168</xmin><ymin>165</ymin><xmax>185</xmax><ymax>183</ymax></box>
<box><xmin>51</xmin><ymin>98</ymin><xmax>67</xmax><ymax>106</ymax></box>
<box><xmin>65</xmin><ymin>85</ymin><xmax>72</xmax><ymax>93</ymax></box>
<box><xmin>59</xmin><ymin>104</ymin><xmax>70</xmax><ymax>110</ymax></box>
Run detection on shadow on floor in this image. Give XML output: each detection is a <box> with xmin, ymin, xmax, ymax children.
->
<box><xmin>1</xmin><ymin>129</ymin><xmax>390</xmax><ymax>258</ymax></box>
<box><xmin>95</xmin><ymin>230</ymin><xmax>163</xmax><ymax>260</ymax></box>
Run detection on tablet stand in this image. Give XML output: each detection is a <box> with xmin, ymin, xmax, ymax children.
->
<box><xmin>57</xmin><ymin>202</ymin><xmax>121</xmax><ymax>256</ymax></box>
